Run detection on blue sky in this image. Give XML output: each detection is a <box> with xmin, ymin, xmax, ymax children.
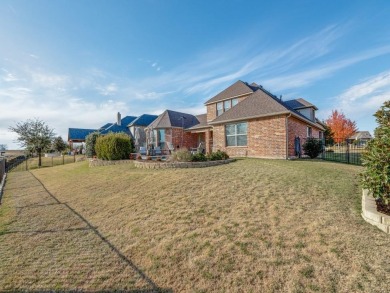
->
<box><xmin>1</xmin><ymin>0</ymin><xmax>390</xmax><ymax>149</ymax></box>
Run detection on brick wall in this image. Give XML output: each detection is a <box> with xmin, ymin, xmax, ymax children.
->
<box><xmin>206</xmin><ymin>104</ymin><xmax>216</xmax><ymax>122</ymax></box>
<box><xmin>287</xmin><ymin>116</ymin><xmax>321</xmax><ymax>157</ymax></box>
<box><xmin>170</xmin><ymin>128</ymin><xmax>198</xmax><ymax>150</ymax></box>
<box><xmin>212</xmin><ymin>115</ymin><xmax>287</xmax><ymax>158</ymax></box>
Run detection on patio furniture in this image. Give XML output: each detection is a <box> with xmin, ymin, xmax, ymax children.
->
<box><xmin>139</xmin><ymin>146</ymin><xmax>147</xmax><ymax>155</ymax></box>
<box><xmin>155</xmin><ymin>147</ymin><xmax>162</xmax><ymax>155</ymax></box>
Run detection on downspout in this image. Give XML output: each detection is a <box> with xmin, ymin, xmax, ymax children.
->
<box><xmin>285</xmin><ymin>113</ymin><xmax>292</xmax><ymax>159</ymax></box>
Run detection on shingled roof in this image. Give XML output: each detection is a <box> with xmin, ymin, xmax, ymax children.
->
<box><xmin>284</xmin><ymin>98</ymin><xmax>318</xmax><ymax>110</ymax></box>
<box><xmin>128</xmin><ymin>114</ymin><xmax>158</xmax><ymax>127</ymax></box>
<box><xmin>186</xmin><ymin>114</ymin><xmax>211</xmax><ymax>131</ymax></box>
<box><xmin>209</xmin><ymin>87</ymin><xmax>324</xmax><ymax>130</ymax></box>
<box><xmin>210</xmin><ymin>89</ymin><xmax>290</xmax><ymax>124</ymax></box>
<box><xmin>204</xmin><ymin>80</ymin><xmax>255</xmax><ymax>105</ymax></box>
<box><xmin>68</xmin><ymin>128</ymin><xmax>97</xmax><ymax>141</ymax></box>
<box><xmin>148</xmin><ymin>110</ymin><xmax>199</xmax><ymax>129</ymax></box>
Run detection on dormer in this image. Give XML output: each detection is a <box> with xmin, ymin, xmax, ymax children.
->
<box><xmin>204</xmin><ymin>80</ymin><xmax>258</xmax><ymax>122</ymax></box>
<box><xmin>283</xmin><ymin>98</ymin><xmax>318</xmax><ymax>122</ymax></box>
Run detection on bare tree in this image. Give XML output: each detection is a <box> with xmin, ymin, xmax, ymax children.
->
<box><xmin>9</xmin><ymin>118</ymin><xmax>55</xmax><ymax>167</ymax></box>
<box><xmin>0</xmin><ymin>144</ymin><xmax>7</xmax><ymax>151</ymax></box>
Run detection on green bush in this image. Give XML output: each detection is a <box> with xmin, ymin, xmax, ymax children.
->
<box><xmin>302</xmin><ymin>138</ymin><xmax>323</xmax><ymax>159</ymax></box>
<box><xmin>207</xmin><ymin>150</ymin><xmax>229</xmax><ymax>161</ymax></box>
<box><xmin>171</xmin><ymin>148</ymin><xmax>192</xmax><ymax>162</ymax></box>
<box><xmin>85</xmin><ymin>132</ymin><xmax>101</xmax><ymax>157</ymax></box>
<box><xmin>362</xmin><ymin>101</ymin><xmax>390</xmax><ymax>207</ymax></box>
<box><xmin>95</xmin><ymin>132</ymin><xmax>134</xmax><ymax>160</ymax></box>
<box><xmin>191</xmin><ymin>152</ymin><xmax>207</xmax><ymax>162</ymax></box>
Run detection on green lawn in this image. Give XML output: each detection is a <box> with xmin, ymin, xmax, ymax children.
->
<box><xmin>1</xmin><ymin>159</ymin><xmax>389</xmax><ymax>292</ymax></box>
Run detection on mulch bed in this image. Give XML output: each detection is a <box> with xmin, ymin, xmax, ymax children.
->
<box><xmin>375</xmin><ymin>198</ymin><xmax>390</xmax><ymax>216</ymax></box>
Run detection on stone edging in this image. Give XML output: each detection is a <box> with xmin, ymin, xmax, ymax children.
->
<box><xmin>89</xmin><ymin>159</ymin><xmax>134</xmax><ymax>167</ymax></box>
<box><xmin>134</xmin><ymin>158</ymin><xmax>236</xmax><ymax>169</ymax></box>
<box><xmin>361</xmin><ymin>189</ymin><xmax>390</xmax><ymax>234</ymax></box>
<box><xmin>0</xmin><ymin>173</ymin><xmax>6</xmax><ymax>204</ymax></box>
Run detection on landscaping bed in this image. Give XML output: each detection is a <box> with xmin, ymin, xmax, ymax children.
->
<box><xmin>134</xmin><ymin>158</ymin><xmax>235</xmax><ymax>169</ymax></box>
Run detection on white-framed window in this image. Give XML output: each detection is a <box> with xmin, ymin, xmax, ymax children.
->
<box><xmin>226</xmin><ymin>122</ymin><xmax>247</xmax><ymax>146</ymax></box>
<box><xmin>224</xmin><ymin>100</ymin><xmax>231</xmax><ymax>112</ymax></box>
<box><xmin>217</xmin><ymin>102</ymin><xmax>223</xmax><ymax>116</ymax></box>
<box><xmin>216</xmin><ymin>98</ymin><xmax>240</xmax><ymax>116</ymax></box>
<box><xmin>307</xmin><ymin>126</ymin><xmax>312</xmax><ymax>137</ymax></box>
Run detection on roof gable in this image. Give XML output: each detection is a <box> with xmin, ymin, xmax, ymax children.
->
<box><xmin>204</xmin><ymin>80</ymin><xmax>254</xmax><ymax>105</ymax></box>
<box><xmin>148</xmin><ymin>110</ymin><xmax>199</xmax><ymax>129</ymax></box>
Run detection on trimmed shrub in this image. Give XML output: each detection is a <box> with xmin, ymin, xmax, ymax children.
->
<box><xmin>207</xmin><ymin>150</ymin><xmax>229</xmax><ymax>161</ymax></box>
<box><xmin>95</xmin><ymin>132</ymin><xmax>134</xmax><ymax>160</ymax></box>
<box><xmin>302</xmin><ymin>138</ymin><xmax>322</xmax><ymax>159</ymax></box>
<box><xmin>362</xmin><ymin>101</ymin><xmax>390</xmax><ymax>214</ymax></box>
<box><xmin>191</xmin><ymin>152</ymin><xmax>207</xmax><ymax>162</ymax></box>
<box><xmin>171</xmin><ymin>148</ymin><xmax>192</xmax><ymax>162</ymax></box>
<box><xmin>85</xmin><ymin>132</ymin><xmax>101</xmax><ymax>158</ymax></box>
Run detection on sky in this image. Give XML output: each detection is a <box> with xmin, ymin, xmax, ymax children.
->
<box><xmin>1</xmin><ymin>0</ymin><xmax>390</xmax><ymax>149</ymax></box>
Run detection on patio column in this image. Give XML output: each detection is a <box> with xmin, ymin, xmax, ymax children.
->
<box><xmin>205</xmin><ymin>130</ymin><xmax>211</xmax><ymax>154</ymax></box>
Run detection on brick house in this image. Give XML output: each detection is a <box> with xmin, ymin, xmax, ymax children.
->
<box><xmin>146</xmin><ymin>110</ymin><xmax>200</xmax><ymax>151</ymax></box>
<box><xmin>183</xmin><ymin>80</ymin><xmax>324</xmax><ymax>159</ymax></box>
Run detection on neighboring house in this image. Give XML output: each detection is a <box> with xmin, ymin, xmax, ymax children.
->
<box><xmin>68</xmin><ymin>112</ymin><xmax>137</xmax><ymax>148</ymax></box>
<box><xmin>183</xmin><ymin>80</ymin><xmax>324</xmax><ymax>158</ymax></box>
<box><xmin>349</xmin><ymin>131</ymin><xmax>372</xmax><ymax>146</ymax></box>
<box><xmin>146</xmin><ymin>110</ymin><xmax>200</xmax><ymax>150</ymax></box>
<box><xmin>127</xmin><ymin>114</ymin><xmax>158</xmax><ymax>149</ymax></box>
<box><xmin>68</xmin><ymin>128</ymin><xmax>97</xmax><ymax>149</ymax></box>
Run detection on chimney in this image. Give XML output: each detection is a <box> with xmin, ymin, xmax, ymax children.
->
<box><xmin>117</xmin><ymin>112</ymin><xmax>121</xmax><ymax>126</ymax></box>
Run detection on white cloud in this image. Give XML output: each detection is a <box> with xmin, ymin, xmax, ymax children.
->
<box><xmin>336</xmin><ymin>70</ymin><xmax>390</xmax><ymax>116</ymax></box>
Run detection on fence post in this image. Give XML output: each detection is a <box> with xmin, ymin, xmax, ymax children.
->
<box><xmin>346</xmin><ymin>139</ymin><xmax>350</xmax><ymax>164</ymax></box>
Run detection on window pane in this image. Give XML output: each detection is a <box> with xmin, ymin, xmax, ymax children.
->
<box><xmin>237</xmin><ymin>135</ymin><xmax>247</xmax><ymax>146</ymax></box>
<box><xmin>236</xmin><ymin>122</ymin><xmax>247</xmax><ymax>134</ymax></box>
<box><xmin>224</xmin><ymin>100</ymin><xmax>231</xmax><ymax>111</ymax></box>
<box><xmin>217</xmin><ymin>102</ymin><xmax>223</xmax><ymax>110</ymax></box>
<box><xmin>217</xmin><ymin>109</ymin><xmax>223</xmax><ymax>116</ymax></box>
<box><xmin>232</xmin><ymin>98</ymin><xmax>238</xmax><ymax>106</ymax></box>
<box><xmin>226</xmin><ymin>124</ymin><xmax>236</xmax><ymax>135</ymax></box>
<box><xmin>159</xmin><ymin>129</ymin><xmax>165</xmax><ymax>142</ymax></box>
<box><xmin>226</xmin><ymin>136</ymin><xmax>236</xmax><ymax>146</ymax></box>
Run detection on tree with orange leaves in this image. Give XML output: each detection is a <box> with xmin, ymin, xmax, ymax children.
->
<box><xmin>325</xmin><ymin>110</ymin><xmax>358</xmax><ymax>143</ymax></box>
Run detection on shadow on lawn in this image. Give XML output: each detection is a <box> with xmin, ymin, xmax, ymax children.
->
<box><xmin>24</xmin><ymin>171</ymin><xmax>171</xmax><ymax>293</ymax></box>
<box><xmin>9</xmin><ymin>289</ymin><xmax>173</xmax><ymax>293</ymax></box>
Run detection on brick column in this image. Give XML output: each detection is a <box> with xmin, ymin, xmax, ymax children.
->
<box><xmin>205</xmin><ymin>130</ymin><xmax>211</xmax><ymax>154</ymax></box>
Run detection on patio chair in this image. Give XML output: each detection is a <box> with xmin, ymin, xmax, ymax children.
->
<box><xmin>139</xmin><ymin>146</ymin><xmax>147</xmax><ymax>155</ymax></box>
<box><xmin>155</xmin><ymin>146</ymin><xmax>162</xmax><ymax>156</ymax></box>
<box><xmin>197</xmin><ymin>142</ymin><xmax>205</xmax><ymax>154</ymax></box>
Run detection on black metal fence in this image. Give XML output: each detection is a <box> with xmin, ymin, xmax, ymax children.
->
<box><xmin>6</xmin><ymin>154</ymin><xmax>85</xmax><ymax>172</ymax></box>
<box><xmin>320</xmin><ymin>138</ymin><xmax>366</xmax><ymax>166</ymax></box>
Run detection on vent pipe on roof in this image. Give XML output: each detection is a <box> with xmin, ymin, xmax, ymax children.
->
<box><xmin>280</xmin><ymin>95</ymin><xmax>283</xmax><ymax>101</ymax></box>
<box><xmin>117</xmin><ymin>112</ymin><xmax>121</xmax><ymax>126</ymax></box>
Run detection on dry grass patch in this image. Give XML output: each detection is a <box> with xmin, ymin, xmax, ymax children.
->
<box><xmin>1</xmin><ymin>159</ymin><xmax>390</xmax><ymax>292</ymax></box>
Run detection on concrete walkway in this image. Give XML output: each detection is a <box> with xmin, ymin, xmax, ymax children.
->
<box><xmin>0</xmin><ymin>171</ymin><xmax>164</xmax><ymax>292</ymax></box>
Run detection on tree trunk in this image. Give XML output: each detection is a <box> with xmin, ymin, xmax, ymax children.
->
<box><xmin>38</xmin><ymin>150</ymin><xmax>42</xmax><ymax>167</ymax></box>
